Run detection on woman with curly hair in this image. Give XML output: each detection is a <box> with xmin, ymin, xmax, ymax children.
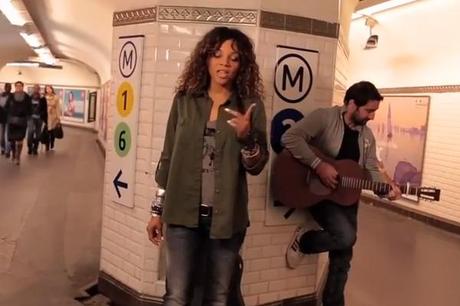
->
<box><xmin>146</xmin><ymin>27</ymin><xmax>268</xmax><ymax>305</ymax></box>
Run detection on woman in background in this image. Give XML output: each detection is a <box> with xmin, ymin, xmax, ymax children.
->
<box><xmin>6</xmin><ymin>81</ymin><xmax>31</xmax><ymax>165</ymax></box>
<box><xmin>44</xmin><ymin>85</ymin><xmax>61</xmax><ymax>150</ymax></box>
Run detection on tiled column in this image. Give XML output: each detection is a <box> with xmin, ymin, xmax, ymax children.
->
<box><xmin>98</xmin><ymin>2</ymin><xmax>343</xmax><ymax>306</ymax></box>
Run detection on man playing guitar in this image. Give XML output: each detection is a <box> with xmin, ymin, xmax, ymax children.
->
<box><xmin>282</xmin><ymin>81</ymin><xmax>401</xmax><ymax>306</ymax></box>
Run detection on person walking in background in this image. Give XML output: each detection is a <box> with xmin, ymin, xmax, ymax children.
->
<box><xmin>5</xmin><ymin>81</ymin><xmax>31</xmax><ymax>165</ymax></box>
<box><xmin>0</xmin><ymin>83</ymin><xmax>12</xmax><ymax>157</ymax></box>
<box><xmin>146</xmin><ymin>27</ymin><xmax>269</xmax><ymax>306</ymax></box>
<box><xmin>27</xmin><ymin>84</ymin><xmax>47</xmax><ymax>155</ymax></box>
<box><xmin>44</xmin><ymin>85</ymin><xmax>61</xmax><ymax>151</ymax></box>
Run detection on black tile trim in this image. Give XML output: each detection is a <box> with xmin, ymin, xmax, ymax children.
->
<box><xmin>99</xmin><ymin>271</ymin><xmax>162</xmax><ymax>306</ymax></box>
<box><xmin>277</xmin><ymin>44</ymin><xmax>320</xmax><ymax>54</ymax></box>
<box><xmin>99</xmin><ymin>271</ymin><xmax>319</xmax><ymax>306</ymax></box>
<box><xmin>262</xmin><ymin>293</ymin><xmax>317</xmax><ymax>306</ymax></box>
<box><xmin>260</xmin><ymin>10</ymin><xmax>339</xmax><ymax>39</ymax></box>
<box><xmin>361</xmin><ymin>195</ymin><xmax>460</xmax><ymax>235</ymax></box>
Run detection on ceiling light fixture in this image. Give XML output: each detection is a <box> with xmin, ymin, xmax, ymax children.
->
<box><xmin>1</xmin><ymin>0</ymin><xmax>58</xmax><ymax>66</ymax></box>
<box><xmin>6</xmin><ymin>61</ymin><xmax>39</xmax><ymax>67</ymax></box>
<box><xmin>0</xmin><ymin>0</ymin><xmax>27</xmax><ymax>26</ymax></box>
<box><xmin>353</xmin><ymin>0</ymin><xmax>417</xmax><ymax>20</ymax></box>
<box><xmin>33</xmin><ymin>46</ymin><xmax>57</xmax><ymax>65</ymax></box>
<box><xmin>19</xmin><ymin>32</ymin><xmax>42</xmax><ymax>48</ymax></box>
<box><xmin>6</xmin><ymin>60</ymin><xmax>62</xmax><ymax>69</ymax></box>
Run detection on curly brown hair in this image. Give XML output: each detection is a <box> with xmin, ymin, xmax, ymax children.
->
<box><xmin>176</xmin><ymin>27</ymin><xmax>263</xmax><ymax>102</ymax></box>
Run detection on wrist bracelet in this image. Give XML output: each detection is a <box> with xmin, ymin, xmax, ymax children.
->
<box><xmin>151</xmin><ymin>204</ymin><xmax>163</xmax><ymax>216</ymax></box>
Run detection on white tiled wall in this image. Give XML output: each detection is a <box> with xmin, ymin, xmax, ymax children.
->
<box><xmin>100</xmin><ymin>22</ymin><xmax>159</xmax><ymax>294</ymax></box>
<box><xmin>100</xmin><ymin>15</ymin><xmax>340</xmax><ymax>306</ymax></box>
<box><xmin>241</xmin><ymin>28</ymin><xmax>338</xmax><ymax>305</ymax></box>
<box><xmin>333</xmin><ymin>37</ymin><xmax>349</xmax><ymax>106</ymax></box>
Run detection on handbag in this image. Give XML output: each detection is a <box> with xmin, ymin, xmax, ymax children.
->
<box><xmin>40</xmin><ymin>126</ymin><xmax>49</xmax><ymax>144</ymax></box>
<box><xmin>53</xmin><ymin>123</ymin><xmax>64</xmax><ymax>139</ymax></box>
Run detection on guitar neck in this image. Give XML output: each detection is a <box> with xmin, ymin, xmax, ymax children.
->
<box><xmin>340</xmin><ymin>176</ymin><xmax>417</xmax><ymax>195</ymax></box>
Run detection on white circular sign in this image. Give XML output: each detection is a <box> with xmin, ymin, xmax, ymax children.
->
<box><xmin>274</xmin><ymin>53</ymin><xmax>313</xmax><ymax>103</ymax></box>
<box><xmin>119</xmin><ymin>41</ymin><xmax>137</xmax><ymax>78</ymax></box>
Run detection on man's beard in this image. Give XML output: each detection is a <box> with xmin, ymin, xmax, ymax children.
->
<box><xmin>352</xmin><ymin>112</ymin><xmax>368</xmax><ymax>126</ymax></box>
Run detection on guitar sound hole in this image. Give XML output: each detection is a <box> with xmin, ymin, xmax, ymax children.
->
<box><xmin>308</xmin><ymin>176</ymin><xmax>331</xmax><ymax>196</ymax></box>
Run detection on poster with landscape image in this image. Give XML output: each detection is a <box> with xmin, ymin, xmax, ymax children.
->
<box><xmin>367</xmin><ymin>95</ymin><xmax>430</xmax><ymax>202</ymax></box>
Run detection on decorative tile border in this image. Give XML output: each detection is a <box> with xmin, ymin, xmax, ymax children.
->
<box><xmin>113</xmin><ymin>7</ymin><xmax>156</xmax><ymax>27</ymax></box>
<box><xmin>260</xmin><ymin>11</ymin><xmax>339</xmax><ymax>39</ymax></box>
<box><xmin>157</xmin><ymin>6</ymin><xmax>258</xmax><ymax>25</ymax></box>
<box><xmin>379</xmin><ymin>85</ymin><xmax>460</xmax><ymax>94</ymax></box>
<box><xmin>112</xmin><ymin>6</ymin><xmax>339</xmax><ymax>40</ymax></box>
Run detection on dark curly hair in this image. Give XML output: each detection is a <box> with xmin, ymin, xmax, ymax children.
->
<box><xmin>176</xmin><ymin>27</ymin><xmax>263</xmax><ymax>102</ymax></box>
<box><xmin>344</xmin><ymin>81</ymin><xmax>383</xmax><ymax>107</ymax></box>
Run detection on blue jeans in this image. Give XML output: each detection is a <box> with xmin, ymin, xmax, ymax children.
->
<box><xmin>300</xmin><ymin>201</ymin><xmax>358</xmax><ymax>306</ymax></box>
<box><xmin>164</xmin><ymin>221</ymin><xmax>245</xmax><ymax>306</ymax></box>
<box><xmin>0</xmin><ymin>123</ymin><xmax>9</xmax><ymax>153</ymax></box>
<box><xmin>27</xmin><ymin>118</ymin><xmax>43</xmax><ymax>152</ymax></box>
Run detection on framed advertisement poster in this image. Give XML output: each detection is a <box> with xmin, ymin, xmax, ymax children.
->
<box><xmin>62</xmin><ymin>89</ymin><xmax>86</xmax><ymax>122</ymax></box>
<box><xmin>367</xmin><ymin>95</ymin><xmax>430</xmax><ymax>202</ymax></box>
<box><xmin>88</xmin><ymin>91</ymin><xmax>97</xmax><ymax>122</ymax></box>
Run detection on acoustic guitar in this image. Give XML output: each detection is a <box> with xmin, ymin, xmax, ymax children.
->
<box><xmin>271</xmin><ymin>148</ymin><xmax>441</xmax><ymax>208</ymax></box>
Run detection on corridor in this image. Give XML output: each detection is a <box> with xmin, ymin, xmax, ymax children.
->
<box><xmin>0</xmin><ymin>127</ymin><xmax>104</xmax><ymax>306</ymax></box>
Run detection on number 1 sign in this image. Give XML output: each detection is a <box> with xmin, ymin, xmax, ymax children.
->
<box><xmin>110</xmin><ymin>35</ymin><xmax>145</xmax><ymax>207</ymax></box>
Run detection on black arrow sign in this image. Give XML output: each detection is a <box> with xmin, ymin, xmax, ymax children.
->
<box><xmin>113</xmin><ymin>169</ymin><xmax>128</xmax><ymax>198</ymax></box>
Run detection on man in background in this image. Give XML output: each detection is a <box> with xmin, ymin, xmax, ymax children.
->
<box><xmin>282</xmin><ymin>81</ymin><xmax>401</xmax><ymax>306</ymax></box>
<box><xmin>27</xmin><ymin>84</ymin><xmax>47</xmax><ymax>155</ymax></box>
<box><xmin>0</xmin><ymin>83</ymin><xmax>12</xmax><ymax>157</ymax></box>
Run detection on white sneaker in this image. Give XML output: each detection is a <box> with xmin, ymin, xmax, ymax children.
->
<box><xmin>286</xmin><ymin>226</ymin><xmax>309</xmax><ymax>269</ymax></box>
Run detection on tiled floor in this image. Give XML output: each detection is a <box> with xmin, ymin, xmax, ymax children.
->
<box><xmin>347</xmin><ymin>203</ymin><xmax>460</xmax><ymax>306</ymax></box>
<box><xmin>0</xmin><ymin>127</ymin><xmax>104</xmax><ymax>306</ymax></box>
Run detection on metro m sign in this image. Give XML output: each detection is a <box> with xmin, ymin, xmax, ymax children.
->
<box><xmin>119</xmin><ymin>41</ymin><xmax>137</xmax><ymax>78</ymax></box>
<box><xmin>266</xmin><ymin>45</ymin><xmax>319</xmax><ymax>226</ymax></box>
<box><xmin>274</xmin><ymin>51</ymin><xmax>314</xmax><ymax>103</ymax></box>
<box><xmin>270</xmin><ymin>45</ymin><xmax>318</xmax><ymax>155</ymax></box>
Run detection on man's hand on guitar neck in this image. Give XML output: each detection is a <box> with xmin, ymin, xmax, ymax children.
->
<box><xmin>315</xmin><ymin>161</ymin><xmax>339</xmax><ymax>189</ymax></box>
<box><xmin>386</xmin><ymin>182</ymin><xmax>402</xmax><ymax>201</ymax></box>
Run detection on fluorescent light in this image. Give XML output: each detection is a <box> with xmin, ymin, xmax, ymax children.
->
<box><xmin>33</xmin><ymin>46</ymin><xmax>51</xmax><ymax>56</ymax></box>
<box><xmin>6</xmin><ymin>61</ymin><xmax>39</xmax><ymax>67</ymax></box>
<box><xmin>33</xmin><ymin>47</ymin><xmax>57</xmax><ymax>64</ymax></box>
<box><xmin>40</xmin><ymin>54</ymin><xmax>57</xmax><ymax>65</ymax></box>
<box><xmin>0</xmin><ymin>0</ymin><xmax>27</xmax><ymax>26</ymax></box>
<box><xmin>353</xmin><ymin>0</ymin><xmax>417</xmax><ymax>19</ymax></box>
<box><xmin>19</xmin><ymin>32</ymin><xmax>42</xmax><ymax>48</ymax></box>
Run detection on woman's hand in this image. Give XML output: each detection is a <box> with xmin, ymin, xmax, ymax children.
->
<box><xmin>146</xmin><ymin>216</ymin><xmax>163</xmax><ymax>246</ymax></box>
<box><xmin>224</xmin><ymin>103</ymin><xmax>256</xmax><ymax>139</ymax></box>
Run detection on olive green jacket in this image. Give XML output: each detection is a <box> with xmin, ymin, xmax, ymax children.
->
<box><xmin>155</xmin><ymin>92</ymin><xmax>269</xmax><ymax>238</ymax></box>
